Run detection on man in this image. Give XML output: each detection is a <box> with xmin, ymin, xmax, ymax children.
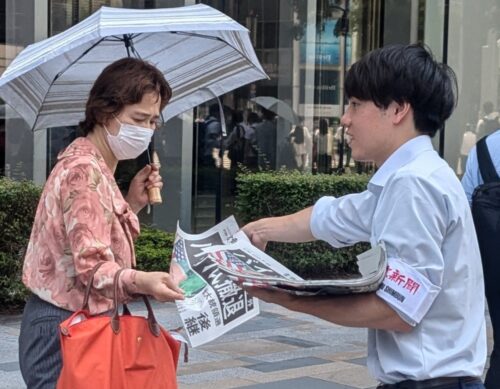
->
<box><xmin>243</xmin><ymin>44</ymin><xmax>486</xmax><ymax>388</ymax></box>
<box><xmin>462</xmin><ymin>129</ymin><xmax>500</xmax><ymax>389</ymax></box>
<box><xmin>201</xmin><ymin>103</ymin><xmax>223</xmax><ymax>167</ymax></box>
<box><xmin>198</xmin><ymin>104</ymin><xmax>222</xmax><ymax>191</ymax></box>
<box><xmin>475</xmin><ymin>101</ymin><xmax>499</xmax><ymax>140</ymax></box>
<box><xmin>254</xmin><ymin>108</ymin><xmax>277</xmax><ymax>169</ymax></box>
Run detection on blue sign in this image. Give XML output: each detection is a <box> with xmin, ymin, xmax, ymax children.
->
<box><xmin>300</xmin><ymin>19</ymin><xmax>352</xmax><ymax>66</ymax></box>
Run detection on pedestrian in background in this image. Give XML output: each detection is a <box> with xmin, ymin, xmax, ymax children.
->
<box><xmin>314</xmin><ymin>118</ymin><xmax>334</xmax><ymax>174</ymax></box>
<box><xmin>290</xmin><ymin>121</ymin><xmax>312</xmax><ymax>171</ymax></box>
<box><xmin>462</xmin><ymin>128</ymin><xmax>500</xmax><ymax>389</ymax></box>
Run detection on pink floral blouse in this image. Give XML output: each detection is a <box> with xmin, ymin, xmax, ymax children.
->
<box><xmin>23</xmin><ymin>137</ymin><xmax>141</xmax><ymax>314</ymax></box>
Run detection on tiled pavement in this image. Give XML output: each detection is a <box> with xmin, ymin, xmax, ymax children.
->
<box><xmin>0</xmin><ymin>301</ymin><xmax>493</xmax><ymax>389</ymax></box>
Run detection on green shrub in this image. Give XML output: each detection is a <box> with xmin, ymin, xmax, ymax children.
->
<box><xmin>235</xmin><ymin>171</ymin><xmax>371</xmax><ymax>278</ymax></box>
<box><xmin>135</xmin><ymin>226</ymin><xmax>175</xmax><ymax>272</ymax></box>
<box><xmin>0</xmin><ymin>178</ymin><xmax>42</xmax><ymax>311</ymax></box>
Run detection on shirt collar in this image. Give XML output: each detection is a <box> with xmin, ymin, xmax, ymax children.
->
<box><xmin>57</xmin><ymin>137</ymin><xmax>114</xmax><ymax>181</ymax></box>
<box><xmin>58</xmin><ymin>137</ymin><xmax>104</xmax><ymax>161</ymax></box>
<box><xmin>368</xmin><ymin>135</ymin><xmax>434</xmax><ymax>190</ymax></box>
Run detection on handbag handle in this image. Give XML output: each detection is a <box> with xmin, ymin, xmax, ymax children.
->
<box><xmin>110</xmin><ymin>268</ymin><xmax>161</xmax><ymax>337</ymax></box>
<box><xmin>81</xmin><ymin>261</ymin><xmax>106</xmax><ymax>311</ymax></box>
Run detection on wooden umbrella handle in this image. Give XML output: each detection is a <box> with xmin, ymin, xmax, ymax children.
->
<box><xmin>147</xmin><ymin>151</ymin><xmax>162</xmax><ymax>204</ymax></box>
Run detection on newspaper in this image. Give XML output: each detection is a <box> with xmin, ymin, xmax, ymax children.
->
<box><xmin>170</xmin><ymin>216</ymin><xmax>260</xmax><ymax>347</ymax></box>
<box><xmin>171</xmin><ymin>216</ymin><xmax>387</xmax><ymax>347</ymax></box>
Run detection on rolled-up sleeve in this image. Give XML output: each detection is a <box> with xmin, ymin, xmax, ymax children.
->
<box><xmin>310</xmin><ymin>191</ymin><xmax>376</xmax><ymax>248</ymax></box>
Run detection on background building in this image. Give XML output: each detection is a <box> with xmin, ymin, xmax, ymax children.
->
<box><xmin>1</xmin><ymin>0</ymin><xmax>499</xmax><ymax>232</ymax></box>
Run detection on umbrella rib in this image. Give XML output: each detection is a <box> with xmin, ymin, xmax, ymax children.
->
<box><xmin>170</xmin><ymin>31</ymin><xmax>268</xmax><ymax>79</ymax></box>
<box><xmin>125</xmin><ymin>34</ymin><xmax>143</xmax><ymax>59</ymax></box>
<box><xmin>170</xmin><ymin>31</ymin><xmax>224</xmax><ymax>42</ymax></box>
<box><xmin>32</xmin><ymin>37</ymin><xmax>106</xmax><ymax>130</ymax></box>
<box><xmin>53</xmin><ymin>38</ymin><xmax>106</xmax><ymax>82</ymax></box>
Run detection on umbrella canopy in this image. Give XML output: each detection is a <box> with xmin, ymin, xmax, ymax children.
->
<box><xmin>0</xmin><ymin>4</ymin><xmax>268</xmax><ymax>131</ymax></box>
<box><xmin>251</xmin><ymin>96</ymin><xmax>298</xmax><ymax>124</ymax></box>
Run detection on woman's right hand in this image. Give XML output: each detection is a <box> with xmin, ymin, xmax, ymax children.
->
<box><xmin>135</xmin><ymin>271</ymin><xmax>184</xmax><ymax>302</ymax></box>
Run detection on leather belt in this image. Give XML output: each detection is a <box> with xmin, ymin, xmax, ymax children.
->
<box><xmin>377</xmin><ymin>376</ymin><xmax>482</xmax><ymax>389</ymax></box>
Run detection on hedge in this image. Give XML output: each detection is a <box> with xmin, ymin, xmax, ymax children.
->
<box><xmin>0</xmin><ymin>177</ymin><xmax>175</xmax><ymax>312</ymax></box>
<box><xmin>235</xmin><ymin>171</ymin><xmax>371</xmax><ymax>278</ymax></box>
<box><xmin>134</xmin><ymin>227</ymin><xmax>175</xmax><ymax>272</ymax></box>
<box><xmin>0</xmin><ymin>178</ymin><xmax>42</xmax><ymax>312</ymax></box>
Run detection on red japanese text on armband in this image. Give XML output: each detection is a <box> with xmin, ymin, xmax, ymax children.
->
<box><xmin>386</xmin><ymin>266</ymin><xmax>421</xmax><ymax>295</ymax></box>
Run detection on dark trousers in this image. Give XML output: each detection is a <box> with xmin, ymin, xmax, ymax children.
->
<box><xmin>475</xmin><ymin>215</ymin><xmax>500</xmax><ymax>389</ymax></box>
<box><xmin>482</xmin><ymin>253</ymin><xmax>500</xmax><ymax>389</ymax></box>
<box><xmin>377</xmin><ymin>377</ymin><xmax>484</xmax><ymax>389</ymax></box>
<box><xmin>317</xmin><ymin>153</ymin><xmax>332</xmax><ymax>174</ymax></box>
<box><xmin>18</xmin><ymin>294</ymin><xmax>72</xmax><ymax>389</ymax></box>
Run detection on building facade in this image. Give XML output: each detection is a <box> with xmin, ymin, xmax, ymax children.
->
<box><xmin>1</xmin><ymin>0</ymin><xmax>499</xmax><ymax>232</ymax></box>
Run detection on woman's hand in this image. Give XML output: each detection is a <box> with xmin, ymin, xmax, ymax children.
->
<box><xmin>126</xmin><ymin>164</ymin><xmax>163</xmax><ymax>213</ymax></box>
<box><xmin>135</xmin><ymin>271</ymin><xmax>184</xmax><ymax>302</ymax></box>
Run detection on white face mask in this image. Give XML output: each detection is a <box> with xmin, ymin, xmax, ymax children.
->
<box><xmin>105</xmin><ymin>117</ymin><xmax>154</xmax><ymax>160</ymax></box>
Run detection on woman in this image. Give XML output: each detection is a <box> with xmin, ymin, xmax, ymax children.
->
<box><xmin>290</xmin><ymin>122</ymin><xmax>312</xmax><ymax>171</ymax></box>
<box><xmin>315</xmin><ymin>118</ymin><xmax>333</xmax><ymax>174</ymax></box>
<box><xmin>18</xmin><ymin>57</ymin><xmax>184</xmax><ymax>389</ymax></box>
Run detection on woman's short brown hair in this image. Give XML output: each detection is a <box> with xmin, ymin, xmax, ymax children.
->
<box><xmin>79</xmin><ymin>57</ymin><xmax>172</xmax><ymax>135</ymax></box>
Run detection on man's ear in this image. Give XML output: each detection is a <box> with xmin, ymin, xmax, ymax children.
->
<box><xmin>392</xmin><ymin>101</ymin><xmax>411</xmax><ymax>125</ymax></box>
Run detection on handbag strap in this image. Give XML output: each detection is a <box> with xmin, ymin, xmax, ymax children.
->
<box><xmin>82</xmin><ymin>261</ymin><xmax>106</xmax><ymax>311</ymax></box>
<box><xmin>110</xmin><ymin>268</ymin><xmax>161</xmax><ymax>337</ymax></box>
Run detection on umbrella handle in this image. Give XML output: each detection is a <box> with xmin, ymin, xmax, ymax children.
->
<box><xmin>147</xmin><ymin>151</ymin><xmax>162</xmax><ymax>204</ymax></box>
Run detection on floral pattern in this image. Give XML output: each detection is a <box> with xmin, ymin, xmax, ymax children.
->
<box><xmin>23</xmin><ymin>137</ymin><xmax>141</xmax><ymax>314</ymax></box>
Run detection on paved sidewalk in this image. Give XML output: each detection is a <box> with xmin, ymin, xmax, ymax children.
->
<box><xmin>0</xmin><ymin>301</ymin><xmax>493</xmax><ymax>389</ymax></box>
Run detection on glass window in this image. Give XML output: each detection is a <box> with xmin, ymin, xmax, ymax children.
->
<box><xmin>435</xmin><ymin>0</ymin><xmax>500</xmax><ymax>176</ymax></box>
<box><xmin>2</xmin><ymin>0</ymin><xmax>36</xmax><ymax>180</ymax></box>
<box><xmin>189</xmin><ymin>0</ymin><xmax>380</xmax><ymax>231</ymax></box>
<box><xmin>2</xmin><ymin>0</ymin><xmax>384</xmax><ymax>232</ymax></box>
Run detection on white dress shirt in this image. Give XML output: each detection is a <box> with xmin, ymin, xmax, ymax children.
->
<box><xmin>462</xmin><ymin>129</ymin><xmax>500</xmax><ymax>204</ymax></box>
<box><xmin>310</xmin><ymin>135</ymin><xmax>486</xmax><ymax>384</ymax></box>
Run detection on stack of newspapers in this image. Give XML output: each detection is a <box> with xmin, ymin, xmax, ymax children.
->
<box><xmin>217</xmin><ymin>241</ymin><xmax>387</xmax><ymax>296</ymax></box>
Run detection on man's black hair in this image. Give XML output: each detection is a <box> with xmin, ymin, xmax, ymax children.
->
<box><xmin>345</xmin><ymin>43</ymin><xmax>458</xmax><ymax>137</ymax></box>
<box><xmin>261</xmin><ymin>108</ymin><xmax>276</xmax><ymax>121</ymax></box>
<box><xmin>483</xmin><ymin>101</ymin><xmax>494</xmax><ymax>115</ymax></box>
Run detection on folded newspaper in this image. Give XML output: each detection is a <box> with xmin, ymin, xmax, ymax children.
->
<box><xmin>170</xmin><ymin>216</ymin><xmax>386</xmax><ymax>347</ymax></box>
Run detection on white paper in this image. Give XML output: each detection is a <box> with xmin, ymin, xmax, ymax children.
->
<box><xmin>171</xmin><ymin>216</ymin><xmax>260</xmax><ymax>347</ymax></box>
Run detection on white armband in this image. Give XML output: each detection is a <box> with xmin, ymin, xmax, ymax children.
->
<box><xmin>376</xmin><ymin>257</ymin><xmax>441</xmax><ymax>326</ymax></box>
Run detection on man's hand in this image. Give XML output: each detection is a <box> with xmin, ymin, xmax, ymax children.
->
<box><xmin>241</xmin><ymin>220</ymin><xmax>270</xmax><ymax>251</ymax></box>
<box><xmin>241</xmin><ymin>208</ymin><xmax>316</xmax><ymax>251</ymax></box>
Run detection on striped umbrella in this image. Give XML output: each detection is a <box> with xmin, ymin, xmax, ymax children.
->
<box><xmin>0</xmin><ymin>4</ymin><xmax>268</xmax><ymax>131</ymax></box>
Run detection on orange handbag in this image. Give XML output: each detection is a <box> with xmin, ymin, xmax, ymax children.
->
<box><xmin>56</xmin><ymin>266</ymin><xmax>181</xmax><ymax>389</ymax></box>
